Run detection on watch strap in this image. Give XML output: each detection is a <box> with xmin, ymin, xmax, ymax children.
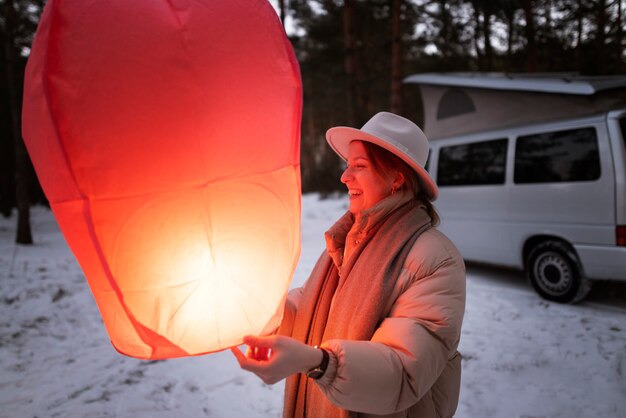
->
<box><xmin>306</xmin><ymin>346</ymin><xmax>330</xmax><ymax>380</ymax></box>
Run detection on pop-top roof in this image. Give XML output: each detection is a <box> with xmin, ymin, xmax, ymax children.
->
<box><xmin>402</xmin><ymin>72</ymin><xmax>626</xmax><ymax>138</ymax></box>
<box><xmin>404</xmin><ymin>72</ymin><xmax>626</xmax><ymax>95</ymax></box>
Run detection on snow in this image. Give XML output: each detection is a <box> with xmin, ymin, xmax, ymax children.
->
<box><xmin>1</xmin><ymin>194</ymin><xmax>625</xmax><ymax>418</ymax></box>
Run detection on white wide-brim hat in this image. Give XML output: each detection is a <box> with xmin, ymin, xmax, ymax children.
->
<box><xmin>326</xmin><ymin>111</ymin><xmax>439</xmax><ymax>200</ymax></box>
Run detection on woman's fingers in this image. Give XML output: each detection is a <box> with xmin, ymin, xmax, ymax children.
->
<box><xmin>231</xmin><ymin>347</ymin><xmax>276</xmax><ymax>384</ymax></box>
<box><xmin>243</xmin><ymin>335</ymin><xmax>275</xmax><ymax>348</ymax></box>
<box><xmin>230</xmin><ymin>347</ymin><xmax>246</xmax><ymax>366</ymax></box>
<box><xmin>252</xmin><ymin>346</ymin><xmax>272</xmax><ymax>361</ymax></box>
<box><xmin>233</xmin><ymin>335</ymin><xmax>313</xmax><ymax>385</ymax></box>
<box><xmin>230</xmin><ymin>336</ymin><xmax>273</xmax><ymax>368</ymax></box>
<box><xmin>243</xmin><ymin>335</ymin><xmax>275</xmax><ymax>361</ymax></box>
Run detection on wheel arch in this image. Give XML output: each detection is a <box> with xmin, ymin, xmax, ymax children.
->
<box><xmin>522</xmin><ymin>235</ymin><xmax>581</xmax><ymax>270</ymax></box>
<box><xmin>523</xmin><ymin>235</ymin><xmax>592</xmax><ymax>303</ymax></box>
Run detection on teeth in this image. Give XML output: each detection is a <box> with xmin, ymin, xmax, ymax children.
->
<box><xmin>349</xmin><ymin>190</ymin><xmax>361</xmax><ymax>196</ymax></box>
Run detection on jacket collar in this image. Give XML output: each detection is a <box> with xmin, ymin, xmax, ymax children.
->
<box><xmin>324</xmin><ymin>191</ymin><xmax>416</xmax><ymax>269</ymax></box>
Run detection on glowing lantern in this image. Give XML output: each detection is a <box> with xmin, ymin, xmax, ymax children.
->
<box><xmin>22</xmin><ymin>0</ymin><xmax>302</xmax><ymax>359</ymax></box>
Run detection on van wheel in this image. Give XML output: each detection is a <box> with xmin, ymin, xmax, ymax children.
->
<box><xmin>526</xmin><ymin>241</ymin><xmax>591</xmax><ymax>303</ymax></box>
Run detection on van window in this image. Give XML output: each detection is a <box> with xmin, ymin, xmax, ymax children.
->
<box><xmin>438</xmin><ymin>139</ymin><xmax>507</xmax><ymax>186</ymax></box>
<box><xmin>514</xmin><ymin>127</ymin><xmax>600</xmax><ymax>184</ymax></box>
<box><xmin>437</xmin><ymin>88</ymin><xmax>476</xmax><ymax>120</ymax></box>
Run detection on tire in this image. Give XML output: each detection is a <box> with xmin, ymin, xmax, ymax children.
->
<box><xmin>526</xmin><ymin>240</ymin><xmax>592</xmax><ymax>303</ymax></box>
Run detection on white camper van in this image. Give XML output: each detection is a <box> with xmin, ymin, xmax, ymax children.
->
<box><xmin>405</xmin><ymin>73</ymin><xmax>626</xmax><ymax>303</ymax></box>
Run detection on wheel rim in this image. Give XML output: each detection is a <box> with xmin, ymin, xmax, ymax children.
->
<box><xmin>533</xmin><ymin>251</ymin><xmax>573</xmax><ymax>296</ymax></box>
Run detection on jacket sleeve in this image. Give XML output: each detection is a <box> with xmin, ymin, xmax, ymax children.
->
<box><xmin>315</xmin><ymin>229</ymin><xmax>466</xmax><ymax>414</ymax></box>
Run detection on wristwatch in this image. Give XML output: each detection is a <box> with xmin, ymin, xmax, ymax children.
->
<box><xmin>306</xmin><ymin>346</ymin><xmax>330</xmax><ymax>380</ymax></box>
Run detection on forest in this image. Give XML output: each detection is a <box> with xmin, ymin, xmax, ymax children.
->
<box><xmin>1</xmin><ymin>0</ymin><xmax>625</xmax><ymax>243</ymax></box>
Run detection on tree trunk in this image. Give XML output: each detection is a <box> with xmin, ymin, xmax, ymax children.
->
<box><xmin>343</xmin><ymin>0</ymin><xmax>357</xmax><ymax>126</ymax></box>
<box><xmin>544</xmin><ymin>0</ymin><xmax>554</xmax><ymax>70</ymax></box>
<box><xmin>505</xmin><ymin>8</ymin><xmax>515</xmax><ymax>72</ymax></box>
<box><xmin>390</xmin><ymin>0</ymin><xmax>403</xmax><ymax>114</ymax></box>
<box><xmin>439</xmin><ymin>0</ymin><xmax>451</xmax><ymax>71</ymax></box>
<box><xmin>576</xmin><ymin>0</ymin><xmax>583</xmax><ymax>69</ymax></box>
<box><xmin>616</xmin><ymin>0</ymin><xmax>623</xmax><ymax>73</ymax></box>
<box><xmin>471</xmin><ymin>2</ymin><xmax>484</xmax><ymax>70</ymax></box>
<box><xmin>482</xmin><ymin>9</ymin><xmax>493</xmax><ymax>70</ymax></box>
<box><xmin>278</xmin><ymin>0</ymin><xmax>287</xmax><ymax>28</ymax></box>
<box><xmin>595</xmin><ymin>0</ymin><xmax>608</xmax><ymax>73</ymax></box>
<box><xmin>522</xmin><ymin>0</ymin><xmax>538</xmax><ymax>72</ymax></box>
<box><xmin>4</xmin><ymin>0</ymin><xmax>33</xmax><ymax>244</ymax></box>
<box><xmin>301</xmin><ymin>105</ymin><xmax>317</xmax><ymax>192</ymax></box>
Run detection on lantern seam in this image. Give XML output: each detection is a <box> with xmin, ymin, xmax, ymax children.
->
<box><xmin>41</xmin><ymin>0</ymin><xmax>87</xmax><ymax>202</ymax></box>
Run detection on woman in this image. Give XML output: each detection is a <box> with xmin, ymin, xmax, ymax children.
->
<box><xmin>233</xmin><ymin>112</ymin><xmax>466</xmax><ymax>418</ymax></box>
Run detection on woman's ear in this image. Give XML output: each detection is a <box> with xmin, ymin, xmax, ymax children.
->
<box><xmin>393</xmin><ymin>172</ymin><xmax>405</xmax><ymax>190</ymax></box>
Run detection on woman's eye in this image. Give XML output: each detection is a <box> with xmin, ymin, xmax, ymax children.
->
<box><xmin>345</xmin><ymin>162</ymin><xmax>366</xmax><ymax>170</ymax></box>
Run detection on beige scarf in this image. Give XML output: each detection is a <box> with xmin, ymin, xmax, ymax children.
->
<box><xmin>284</xmin><ymin>194</ymin><xmax>433</xmax><ymax>418</ymax></box>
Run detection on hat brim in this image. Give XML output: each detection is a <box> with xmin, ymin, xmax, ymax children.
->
<box><xmin>326</xmin><ymin>126</ymin><xmax>439</xmax><ymax>201</ymax></box>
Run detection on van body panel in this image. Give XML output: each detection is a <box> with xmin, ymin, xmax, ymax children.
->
<box><xmin>430</xmin><ymin>109</ymin><xmax>626</xmax><ymax>284</ymax></box>
<box><xmin>508</xmin><ymin>181</ymin><xmax>614</xmax><ymax>238</ymax></box>
<box><xmin>438</xmin><ymin>219</ymin><xmax>520</xmax><ymax>268</ymax></box>
<box><xmin>575</xmin><ymin>245</ymin><xmax>626</xmax><ymax>279</ymax></box>
<box><xmin>438</xmin><ymin>220</ymin><xmax>616</xmax><ymax>271</ymax></box>
<box><xmin>436</xmin><ymin>184</ymin><xmax>513</xmax><ymax>267</ymax></box>
<box><xmin>607</xmin><ymin>110</ymin><xmax>626</xmax><ymax>226</ymax></box>
<box><xmin>508</xmin><ymin>119</ymin><xmax>615</xmax><ymax>244</ymax></box>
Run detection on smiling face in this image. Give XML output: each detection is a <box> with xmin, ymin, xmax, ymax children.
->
<box><xmin>341</xmin><ymin>141</ymin><xmax>402</xmax><ymax>214</ymax></box>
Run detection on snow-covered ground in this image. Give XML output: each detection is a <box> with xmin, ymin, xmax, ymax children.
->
<box><xmin>1</xmin><ymin>194</ymin><xmax>625</xmax><ymax>418</ymax></box>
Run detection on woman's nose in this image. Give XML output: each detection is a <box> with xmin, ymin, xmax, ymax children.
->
<box><xmin>340</xmin><ymin>167</ymin><xmax>352</xmax><ymax>184</ymax></box>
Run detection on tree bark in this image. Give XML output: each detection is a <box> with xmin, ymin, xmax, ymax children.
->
<box><xmin>616</xmin><ymin>0</ymin><xmax>623</xmax><ymax>73</ymax></box>
<box><xmin>4</xmin><ymin>0</ymin><xmax>33</xmax><ymax>244</ymax></box>
<box><xmin>521</xmin><ymin>0</ymin><xmax>538</xmax><ymax>72</ymax></box>
<box><xmin>482</xmin><ymin>9</ymin><xmax>493</xmax><ymax>70</ymax></box>
<box><xmin>576</xmin><ymin>0</ymin><xmax>583</xmax><ymax>69</ymax></box>
<box><xmin>343</xmin><ymin>0</ymin><xmax>357</xmax><ymax>126</ymax></box>
<box><xmin>391</xmin><ymin>0</ymin><xmax>403</xmax><ymax>114</ymax></box>
<box><xmin>595</xmin><ymin>0</ymin><xmax>608</xmax><ymax>73</ymax></box>
<box><xmin>471</xmin><ymin>2</ymin><xmax>484</xmax><ymax>70</ymax></box>
<box><xmin>278</xmin><ymin>0</ymin><xmax>287</xmax><ymax>28</ymax></box>
<box><xmin>504</xmin><ymin>6</ymin><xmax>515</xmax><ymax>72</ymax></box>
<box><xmin>439</xmin><ymin>0</ymin><xmax>451</xmax><ymax>71</ymax></box>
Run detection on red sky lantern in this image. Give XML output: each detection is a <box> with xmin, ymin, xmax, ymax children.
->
<box><xmin>22</xmin><ymin>0</ymin><xmax>302</xmax><ymax>359</ymax></box>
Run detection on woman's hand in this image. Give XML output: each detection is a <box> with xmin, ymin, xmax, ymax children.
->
<box><xmin>231</xmin><ymin>335</ymin><xmax>322</xmax><ymax>385</ymax></box>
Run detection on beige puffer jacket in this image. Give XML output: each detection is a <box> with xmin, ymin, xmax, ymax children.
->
<box><xmin>284</xmin><ymin>224</ymin><xmax>466</xmax><ymax>417</ymax></box>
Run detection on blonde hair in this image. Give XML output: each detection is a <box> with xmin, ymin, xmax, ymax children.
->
<box><xmin>360</xmin><ymin>141</ymin><xmax>440</xmax><ymax>226</ymax></box>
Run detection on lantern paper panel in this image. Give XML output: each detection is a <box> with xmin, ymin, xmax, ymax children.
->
<box><xmin>22</xmin><ymin>0</ymin><xmax>302</xmax><ymax>359</ymax></box>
